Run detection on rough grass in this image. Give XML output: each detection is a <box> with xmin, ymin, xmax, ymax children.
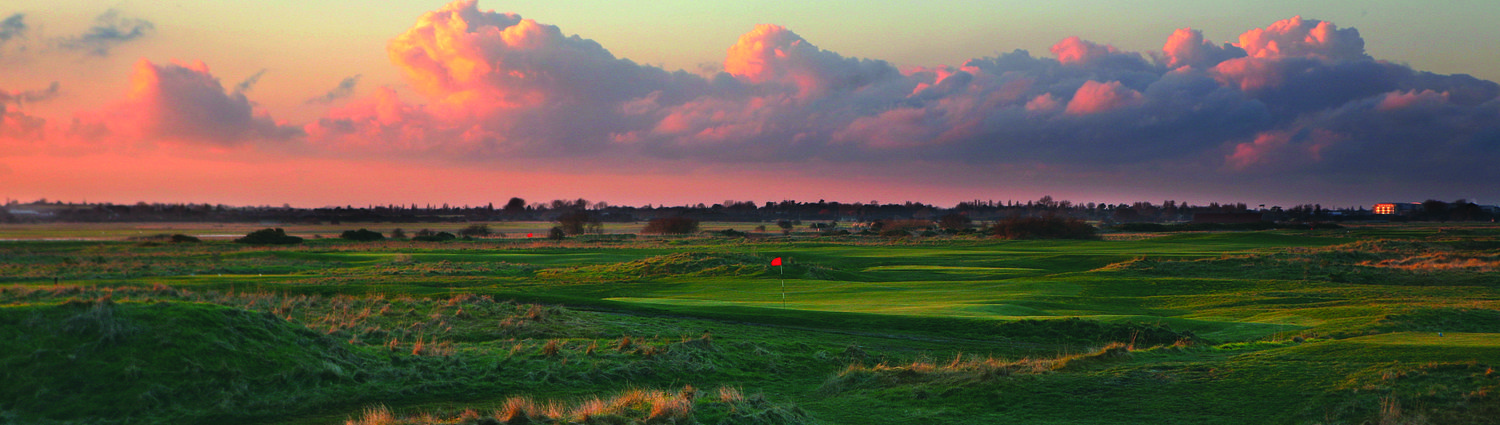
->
<box><xmin>343</xmin><ymin>386</ymin><xmax>813</xmax><ymax>425</ymax></box>
<box><xmin>820</xmin><ymin>342</ymin><xmax>1133</xmax><ymax>394</ymax></box>
<box><xmin>2</xmin><ymin>225</ymin><xmax>1499</xmax><ymax>424</ymax></box>
<box><xmin>536</xmin><ymin>252</ymin><xmax>771</xmax><ymax>281</ymax></box>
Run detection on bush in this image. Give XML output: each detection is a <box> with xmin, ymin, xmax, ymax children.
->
<box><xmin>937</xmin><ymin>213</ymin><xmax>972</xmax><ymax>231</ymax></box>
<box><xmin>411</xmin><ymin>229</ymin><xmax>456</xmax><ymax>242</ymax></box>
<box><xmin>457</xmin><ymin>223</ymin><xmax>493</xmax><ymax>238</ymax></box>
<box><xmin>547</xmin><ymin>226</ymin><xmax>566</xmax><ymax>240</ymax></box>
<box><xmin>389</xmin><ymin>228</ymin><xmax>406</xmax><ymax>239</ymax></box>
<box><xmin>234</xmin><ymin>228</ymin><xmax>303</xmax><ymax>245</ymax></box>
<box><xmin>556</xmin><ymin>212</ymin><xmax>601</xmax><ymax>235</ymax></box>
<box><xmin>992</xmin><ymin>216</ymin><xmax>1098</xmax><ymax>240</ymax></box>
<box><xmin>339</xmin><ymin>228</ymin><xmax>384</xmax><ymax>242</ymax></box>
<box><xmin>643</xmin><ymin>217</ymin><xmax>700</xmax><ymax>235</ymax></box>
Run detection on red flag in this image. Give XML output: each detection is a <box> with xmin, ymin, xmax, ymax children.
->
<box><xmin>771</xmin><ymin>257</ymin><xmax>782</xmax><ymax>266</ymax></box>
<box><xmin>526</xmin><ymin>233</ymin><xmax>533</xmax><ymax>238</ymax></box>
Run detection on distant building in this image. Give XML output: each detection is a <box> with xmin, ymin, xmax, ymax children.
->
<box><xmin>1373</xmin><ymin>202</ymin><xmax>1423</xmax><ymax>215</ymax></box>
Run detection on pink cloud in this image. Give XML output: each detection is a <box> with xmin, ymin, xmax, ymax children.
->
<box><xmin>723</xmin><ymin>24</ymin><xmax>900</xmax><ymax>99</ymax></box>
<box><xmin>0</xmin><ymin>108</ymin><xmax>46</xmax><ymax>143</ymax></box>
<box><xmin>1235</xmin><ymin>16</ymin><xmax>1366</xmax><ymax>61</ymax></box>
<box><xmin>1226</xmin><ymin>129</ymin><xmax>1343</xmax><ymax>170</ymax></box>
<box><xmin>73</xmin><ymin>59</ymin><xmax>297</xmax><ymax>145</ymax></box>
<box><xmin>1377</xmin><ymin>89</ymin><xmax>1450</xmax><ymax>111</ymax></box>
<box><xmin>1025</xmin><ymin>93</ymin><xmax>1062</xmax><ymax>112</ymax></box>
<box><xmin>1050</xmin><ymin>36</ymin><xmax>1119</xmax><ymax>66</ymax></box>
<box><xmin>1065</xmin><ymin>81</ymin><xmax>1143</xmax><ymax>115</ymax></box>
<box><xmin>1161</xmin><ymin>28</ymin><xmax>1243</xmax><ymax>69</ymax></box>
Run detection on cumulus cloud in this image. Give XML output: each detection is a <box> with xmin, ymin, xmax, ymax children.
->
<box><xmin>73</xmin><ymin>59</ymin><xmax>299</xmax><ymax>144</ymax></box>
<box><xmin>305</xmin><ymin>75</ymin><xmax>361</xmax><ymax>105</ymax></box>
<box><xmin>294</xmin><ymin>3</ymin><xmax>1500</xmax><ymax>192</ymax></box>
<box><xmin>62</xmin><ymin>9</ymin><xmax>155</xmax><ymax>56</ymax></box>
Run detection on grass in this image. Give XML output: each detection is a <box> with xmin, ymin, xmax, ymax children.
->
<box><xmin>0</xmin><ymin>223</ymin><xmax>1497</xmax><ymax>424</ymax></box>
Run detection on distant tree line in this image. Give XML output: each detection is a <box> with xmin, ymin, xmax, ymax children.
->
<box><xmin>3</xmin><ymin>195</ymin><xmax>1494</xmax><ymax>225</ymax></box>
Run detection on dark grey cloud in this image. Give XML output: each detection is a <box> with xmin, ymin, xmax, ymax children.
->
<box><xmin>0</xmin><ymin>13</ymin><xmax>25</xmax><ymax>43</ymax></box>
<box><xmin>0</xmin><ymin>81</ymin><xmax>59</xmax><ymax>105</ymax></box>
<box><xmin>304</xmin><ymin>75</ymin><xmax>361</xmax><ymax>104</ymax></box>
<box><xmin>234</xmin><ymin>69</ymin><xmax>268</xmax><ymax>93</ymax></box>
<box><xmin>62</xmin><ymin>9</ymin><xmax>154</xmax><ymax>56</ymax></box>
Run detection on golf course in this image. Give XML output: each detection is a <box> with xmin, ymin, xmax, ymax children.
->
<box><xmin>2</xmin><ymin>222</ymin><xmax>1497</xmax><ymax>424</ymax></box>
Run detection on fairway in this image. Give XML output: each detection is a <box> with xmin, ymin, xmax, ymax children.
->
<box><xmin>2</xmin><ymin>223</ymin><xmax>1498</xmax><ymax>424</ymax></box>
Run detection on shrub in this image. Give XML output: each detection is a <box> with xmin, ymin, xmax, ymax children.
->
<box><xmin>992</xmin><ymin>216</ymin><xmax>1098</xmax><ymax>240</ymax></box>
<box><xmin>642</xmin><ymin>217</ymin><xmax>700</xmax><ymax>235</ymax></box>
<box><xmin>412</xmin><ymin>231</ymin><xmax>456</xmax><ymax>242</ymax></box>
<box><xmin>557</xmin><ymin>212</ymin><xmax>601</xmax><ymax>235</ymax></box>
<box><xmin>339</xmin><ymin>228</ymin><xmax>385</xmax><ymax>242</ymax></box>
<box><xmin>234</xmin><ymin>228</ymin><xmax>304</xmax><ymax>245</ymax></box>
<box><xmin>389</xmin><ymin>228</ymin><xmax>407</xmax><ymax>239</ymax></box>
<box><xmin>457</xmin><ymin>223</ymin><xmax>493</xmax><ymax>238</ymax></box>
<box><xmin>169</xmin><ymin>234</ymin><xmax>201</xmax><ymax>243</ymax></box>
<box><xmin>937</xmin><ymin>213</ymin><xmax>972</xmax><ymax>231</ymax></box>
<box><xmin>548</xmin><ymin>227</ymin><xmax>566</xmax><ymax>240</ymax></box>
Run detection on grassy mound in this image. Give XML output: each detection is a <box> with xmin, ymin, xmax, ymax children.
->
<box><xmin>0</xmin><ymin>298</ymin><xmax>366</xmax><ymax>423</ymax></box>
<box><xmin>1377</xmin><ymin>308</ymin><xmax>1500</xmax><ymax>333</ymax></box>
<box><xmin>991</xmin><ymin>318</ymin><xmax>1200</xmax><ymax>346</ymax></box>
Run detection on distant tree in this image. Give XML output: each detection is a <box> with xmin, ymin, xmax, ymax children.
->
<box><xmin>642</xmin><ymin>217</ymin><xmax>700</xmax><ymax>234</ymax></box>
<box><xmin>547</xmin><ymin>226</ymin><xmax>566</xmax><ymax>240</ymax></box>
<box><xmin>235</xmin><ymin>228</ymin><xmax>303</xmax><ymax>245</ymax></box>
<box><xmin>457</xmin><ymin>223</ymin><xmax>492</xmax><ymax>238</ymax></box>
<box><xmin>389</xmin><ymin>228</ymin><xmax>407</xmax><ymax>239</ymax></box>
<box><xmin>776</xmin><ymin>220</ymin><xmax>793</xmax><ymax>235</ymax></box>
<box><xmin>937</xmin><ymin>213</ymin><xmax>972</xmax><ymax>231</ymax></box>
<box><xmin>1421</xmin><ymin>200</ymin><xmax>1451</xmax><ymax>222</ymax></box>
<box><xmin>992</xmin><ymin>216</ymin><xmax>1098</xmax><ymax>240</ymax></box>
<box><xmin>340</xmin><ymin>228</ymin><xmax>385</xmax><ymax>242</ymax></box>
<box><xmin>503</xmin><ymin>197</ymin><xmax>527</xmax><ymax>215</ymax></box>
<box><xmin>557</xmin><ymin>211</ymin><xmax>600</xmax><ymax>236</ymax></box>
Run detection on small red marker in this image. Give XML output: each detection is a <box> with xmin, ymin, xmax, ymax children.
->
<box><xmin>527</xmin><ymin>233</ymin><xmax>533</xmax><ymax>238</ymax></box>
<box><xmin>771</xmin><ymin>257</ymin><xmax>782</xmax><ymax>266</ymax></box>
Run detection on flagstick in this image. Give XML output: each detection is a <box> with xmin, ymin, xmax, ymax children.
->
<box><xmin>779</xmin><ymin>262</ymin><xmax>785</xmax><ymax>308</ymax></box>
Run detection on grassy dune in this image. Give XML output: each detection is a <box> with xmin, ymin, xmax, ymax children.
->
<box><xmin>0</xmin><ymin>223</ymin><xmax>1497</xmax><ymax>424</ymax></box>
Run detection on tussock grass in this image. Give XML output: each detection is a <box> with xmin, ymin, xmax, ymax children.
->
<box><xmin>821</xmin><ymin>342</ymin><xmax>1131</xmax><ymax>394</ymax></box>
<box><xmin>343</xmin><ymin>386</ymin><xmax>813</xmax><ymax>425</ymax></box>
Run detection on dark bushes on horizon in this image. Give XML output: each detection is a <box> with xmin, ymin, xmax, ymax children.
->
<box><xmin>992</xmin><ymin>216</ymin><xmax>1098</xmax><ymax>240</ymax></box>
<box><xmin>339</xmin><ymin>228</ymin><xmax>385</xmax><ymax>242</ymax></box>
<box><xmin>456</xmin><ymin>223</ymin><xmax>494</xmax><ymax>238</ymax></box>
<box><xmin>411</xmin><ymin>229</ymin><xmax>456</xmax><ymax>242</ymax></box>
<box><xmin>642</xmin><ymin>217</ymin><xmax>700</xmax><ymax>235</ymax></box>
<box><xmin>234</xmin><ymin>228</ymin><xmax>303</xmax><ymax>245</ymax></box>
<box><xmin>1114</xmin><ymin>222</ymin><xmax>1343</xmax><ymax>232</ymax></box>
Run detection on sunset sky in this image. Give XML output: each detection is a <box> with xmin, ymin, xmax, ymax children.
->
<box><xmin>3</xmin><ymin>0</ymin><xmax>1498</xmax><ymax>208</ymax></box>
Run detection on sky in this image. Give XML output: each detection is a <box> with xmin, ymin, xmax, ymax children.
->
<box><xmin>3</xmin><ymin>0</ymin><xmax>1499</xmax><ymax>208</ymax></box>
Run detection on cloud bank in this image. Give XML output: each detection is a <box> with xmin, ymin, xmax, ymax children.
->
<box><xmin>6</xmin><ymin>1</ymin><xmax>1499</xmax><ymax>203</ymax></box>
<box><xmin>301</xmin><ymin>2</ymin><xmax>1499</xmax><ymax>190</ymax></box>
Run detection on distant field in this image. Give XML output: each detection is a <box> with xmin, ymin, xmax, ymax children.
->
<box><xmin>1</xmin><ymin>222</ymin><xmax>1497</xmax><ymax>424</ymax></box>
